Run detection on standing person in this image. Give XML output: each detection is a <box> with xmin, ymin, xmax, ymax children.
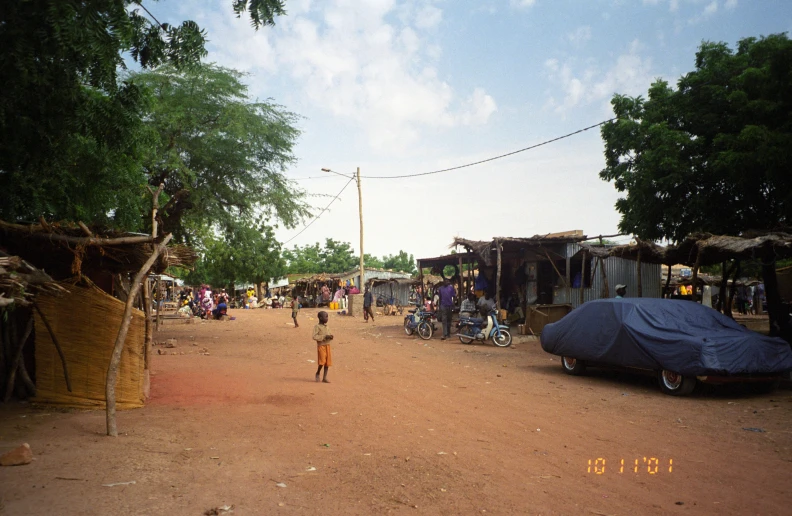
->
<box><xmin>363</xmin><ymin>287</ymin><xmax>375</xmax><ymax>322</ymax></box>
<box><xmin>437</xmin><ymin>281</ymin><xmax>456</xmax><ymax>340</ymax></box>
<box><xmin>313</xmin><ymin>311</ymin><xmax>333</xmax><ymax>383</ymax></box>
<box><xmin>615</xmin><ymin>284</ymin><xmax>627</xmax><ymax>299</ymax></box>
<box><xmin>292</xmin><ymin>295</ymin><xmax>300</xmax><ymax>328</ymax></box>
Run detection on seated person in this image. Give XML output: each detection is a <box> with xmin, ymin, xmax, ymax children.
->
<box><xmin>460</xmin><ymin>294</ymin><xmax>477</xmax><ymax>318</ymax></box>
<box><xmin>212</xmin><ymin>300</ymin><xmax>228</xmax><ymax>319</ymax></box>
<box><xmin>477</xmin><ymin>293</ymin><xmax>496</xmax><ymax>315</ymax></box>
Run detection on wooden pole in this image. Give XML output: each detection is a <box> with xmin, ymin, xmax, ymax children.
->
<box><xmin>155</xmin><ymin>277</ymin><xmax>162</xmax><ymax>331</ymax></box>
<box><xmin>143</xmin><ymin>279</ymin><xmax>153</xmax><ymax>367</ymax></box>
<box><xmin>664</xmin><ymin>264</ymin><xmax>672</xmax><ymax>299</ymax></box>
<box><xmin>690</xmin><ymin>244</ymin><xmax>702</xmax><ymax>303</ymax></box>
<box><xmin>495</xmin><ymin>239</ymin><xmax>502</xmax><ymax>313</ymax></box>
<box><xmin>636</xmin><ymin>247</ymin><xmax>643</xmax><ymax>298</ymax></box>
<box><xmin>356</xmin><ymin>168</ymin><xmax>365</xmax><ymax>290</ymax></box>
<box><xmin>579</xmin><ymin>250</ymin><xmax>586</xmax><ymax>305</ymax></box>
<box><xmin>3</xmin><ymin>314</ymin><xmax>33</xmax><ymax>402</ymax></box>
<box><xmin>106</xmin><ymin>234</ymin><xmax>172</xmax><ymax>436</ymax></box>
<box><xmin>33</xmin><ymin>302</ymin><xmax>72</xmax><ymax>392</ymax></box>
<box><xmin>146</xmin><ymin>183</ymin><xmax>165</xmax><ymax>238</ymax></box>
<box><xmin>458</xmin><ymin>255</ymin><xmax>464</xmax><ymax>308</ymax></box>
<box><xmin>600</xmin><ymin>257</ymin><xmax>610</xmax><ymax>298</ymax></box>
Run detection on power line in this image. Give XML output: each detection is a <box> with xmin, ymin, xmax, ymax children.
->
<box><xmin>282</xmin><ymin>176</ymin><xmax>356</xmax><ymax>245</ymax></box>
<box><xmin>359</xmin><ymin>117</ymin><xmax>617</xmax><ymax>180</ymax></box>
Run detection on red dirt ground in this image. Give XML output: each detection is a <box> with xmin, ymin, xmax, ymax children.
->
<box><xmin>1</xmin><ymin>308</ymin><xmax>791</xmax><ymax>515</ymax></box>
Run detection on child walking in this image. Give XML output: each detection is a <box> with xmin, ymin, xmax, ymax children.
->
<box><xmin>313</xmin><ymin>311</ymin><xmax>333</xmax><ymax>383</ymax></box>
<box><xmin>292</xmin><ymin>295</ymin><xmax>300</xmax><ymax>328</ymax></box>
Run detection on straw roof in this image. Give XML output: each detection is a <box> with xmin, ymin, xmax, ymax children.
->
<box><xmin>581</xmin><ymin>233</ymin><xmax>792</xmax><ymax>267</ymax></box>
<box><xmin>0</xmin><ymin>220</ymin><xmax>197</xmax><ymax>278</ymax></box>
<box><xmin>453</xmin><ymin>232</ymin><xmax>588</xmax><ymax>266</ymax></box>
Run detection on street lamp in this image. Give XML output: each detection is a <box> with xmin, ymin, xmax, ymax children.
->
<box><xmin>322</xmin><ymin>167</ymin><xmax>365</xmax><ymax>290</ymax></box>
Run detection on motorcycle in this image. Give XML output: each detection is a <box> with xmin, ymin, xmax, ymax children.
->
<box><xmin>404</xmin><ymin>308</ymin><xmax>437</xmax><ymax>340</ymax></box>
<box><xmin>456</xmin><ymin>308</ymin><xmax>512</xmax><ymax>347</ymax></box>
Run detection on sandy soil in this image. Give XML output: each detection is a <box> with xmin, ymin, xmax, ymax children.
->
<box><xmin>1</xmin><ymin>308</ymin><xmax>791</xmax><ymax>515</ymax></box>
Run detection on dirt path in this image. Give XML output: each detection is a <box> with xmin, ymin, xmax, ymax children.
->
<box><xmin>1</xmin><ymin>308</ymin><xmax>791</xmax><ymax>515</ymax></box>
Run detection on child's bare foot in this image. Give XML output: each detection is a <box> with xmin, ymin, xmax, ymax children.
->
<box><xmin>322</xmin><ymin>379</ymin><xmax>330</xmax><ymax>383</ymax></box>
<box><xmin>315</xmin><ymin>374</ymin><xmax>320</xmax><ymax>382</ymax></box>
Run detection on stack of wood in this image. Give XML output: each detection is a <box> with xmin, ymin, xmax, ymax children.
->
<box><xmin>0</xmin><ymin>254</ymin><xmax>67</xmax><ymax>308</ymax></box>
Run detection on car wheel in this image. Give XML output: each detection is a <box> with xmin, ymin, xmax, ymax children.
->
<box><xmin>561</xmin><ymin>357</ymin><xmax>586</xmax><ymax>376</ymax></box>
<box><xmin>417</xmin><ymin>321</ymin><xmax>433</xmax><ymax>340</ymax></box>
<box><xmin>658</xmin><ymin>370</ymin><xmax>696</xmax><ymax>396</ymax></box>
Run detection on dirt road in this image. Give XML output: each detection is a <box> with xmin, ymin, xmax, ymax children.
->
<box><xmin>1</xmin><ymin>308</ymin><xmax>791</xmax><ymax>515</ymax></box>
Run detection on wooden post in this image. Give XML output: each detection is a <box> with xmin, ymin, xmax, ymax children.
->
<box><xmin>106</xmin><ymin>234</ymin><xmax>172</xmax><ymax>436</ymax></box>
<box><xmin>458</xmin><ymin>255</ymin><xmax>464</xmax><ymax>307</ymax></box>
<box><xmin>3</xmin><ymin>313</ymin><xmax>33</xmax><ymax>402</ymax></box>
<box><xmin>664</xmin><ymin>264</ymin><xmax>672</xmax><ymax>299</ymax></box>
<box><xmin>565</xmin><ymin>252</ymin><xmax>571</xmax><ymax>304</ymax></box>
<box><xmin>356</xmin><ymin>168</ymin><xmax>365</xmax><ymax>289</ymax></box>
<box><xmin>155</xmin><ymin>277</ymin><xmax>162</xmax><ymax>331</ymax></box>
<box><xmin>579</xmin><ymin>250</ymin><xmax>586</xmax><ymax>305</ymax></box>
<box><xmin>690</xmin><ymin>244</ymin><xmax>702</xmax><ymax>302</ymax></box>
<box><xmin>636</xmin><ymin>247</ymin><xmax>643</xmax><ymax>298</ymax></box>
<box><xmin>495</xmin><ymin>239</ymin><xmax>502</xmax><ymax>313</ymax></box>
<box><xmin>600</xmin><ymin>257</ymin><xmax>610</xmax><ymax>298</ymax></box>
<box><xmin>142</xmin><ymin>279</ymin><xmax>153</xmax><ymax>399</ymax></box>
<box><xmin>418</xmin><ymin>259</ymin><xmax>424</xmax><ymax>305</ymax></box>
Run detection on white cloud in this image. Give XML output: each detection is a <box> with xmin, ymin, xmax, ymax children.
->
<box><xmin>725</xmin><ymin>0</ymin><xmax>737</xmax><ymax>10</ymax></box>
<box><xmin>187</xmin><ymin>0</ymin><xmax>495</xmax><ymax>150</ymax></box>
<box><xmin>688</xmin><ymin>0</ymin><xmax>718</xmax><ymax>24</ymax></box>
<box><xmin>544</xmin><ymin>39</ymin><xmax>656</xmax><ymax>115</ymax></box>
<box><xmin>415</xmin><ymin>4</ymin><xmax>443</xmax><ymax>29</ymax></box>
<box><xmin>567</xmin><ymin>25</ymin><xmax>592</xmax><ymax>46</ymax></box>
<box><xmin>510</xmin><ymin>0</ymin><xmax>537</xmax><ymax>8</ymax></box>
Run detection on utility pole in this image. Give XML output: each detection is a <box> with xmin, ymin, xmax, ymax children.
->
<box><xmin>356</xmin><ymin>167</ymin><xmax>365</xmax><ymax>289</ymax></box>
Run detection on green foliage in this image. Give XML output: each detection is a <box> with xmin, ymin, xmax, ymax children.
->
<box><xmin>0</xmin><ymin>1</ymin><xmax>287</xmax><ymax>228</ymax></box>
<box><xmin>285</xmin><ymin>241</ymin><xmax>416</xmax><ymax>275</ymax></box>
<box><xmin>600</xmin><ymin>34</ymin><xmax>792</xmax><ymax>243</ymax></box>
<box><xmin>131</xmin><ymin>63</ymin><xmax>309</xmax><ymax>241</ymax></box>
<box><xmin>186</xmin><ymin>221</ymin><xmax>284</xmax><ymax>288</ymax></box>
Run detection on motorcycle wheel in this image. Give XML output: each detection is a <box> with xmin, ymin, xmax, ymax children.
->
<box><xmin>417</xmin><ymin>321</ymin><xmax>433</xmax><ymax>340</ymax></box>
<box><xmin>458</xmin><ymin>326</ymin><xmax>475</xmax><ymax>344</ymax></box>
<box><xmin>492</xmin><ymin>329</ymin><xmax>512</xmax><ymax>347</ymax></box>
<box><xmin>404</xmin><ymin>318</ymin><xmax>414</xmax><ymax>336</ymax></box>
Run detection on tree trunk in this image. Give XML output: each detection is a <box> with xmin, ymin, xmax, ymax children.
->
<box><xmin>762</xmin><ymin>260</ymin><xmax>792</xmax><ymax>344</ymax></box>
<box><xmin>106</xmin><ymin>234</ymin><xmax>172</xmax><ymax>436</ymax></box>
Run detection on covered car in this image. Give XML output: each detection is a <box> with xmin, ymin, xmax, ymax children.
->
<box><xmin>540</xmin><ymin>298</ymin><xmax>792</xmax><ymax>395</ymax></box>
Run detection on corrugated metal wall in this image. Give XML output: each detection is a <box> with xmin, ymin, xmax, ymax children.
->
<box><xmin>370</xmin><ymin>281</ymin><xmax>413</xmax><ymax>306</ymax></box>
<box><xmin>341</xmin><ymin>269</ymin><xmax>412</xmax><ymax>289</ymax></box>
<box><xmin>552</xmin><ymin>243</ymin><xmax>662</xmax><ymax>308</ymax></box>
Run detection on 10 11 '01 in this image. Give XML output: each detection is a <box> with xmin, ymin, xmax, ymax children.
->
<box><xmin>587</xmin><ymin>458</ymin><xmax>673</xmax><ymax>474</ymax></box>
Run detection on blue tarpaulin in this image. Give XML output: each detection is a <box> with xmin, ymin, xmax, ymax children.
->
<box><xmin>541</xmin><ymin>298</ymin><xmax>792</xmax><ymax>376</ymax></box>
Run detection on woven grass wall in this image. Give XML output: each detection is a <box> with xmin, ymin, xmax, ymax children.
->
<box><xmin>33</xmin><ymin>282</ymin><xmax>146</xmax><ymax>409</ymax></box>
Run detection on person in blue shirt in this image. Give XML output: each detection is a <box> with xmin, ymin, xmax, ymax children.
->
<box><xmin>437</xmin><ymin>281</ymin><xmax>456</xmax><ymax>340</ymax></box>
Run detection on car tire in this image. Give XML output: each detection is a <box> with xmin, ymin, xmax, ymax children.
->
<box><xmin>561</xmin><ymin>357</ymin><xmax>586</xmax><ymax>376</ymax></box>
<box><xmin>658</xmin><ymin>370</ymin><xmax>696</xmax><ymax>396</ymax></box>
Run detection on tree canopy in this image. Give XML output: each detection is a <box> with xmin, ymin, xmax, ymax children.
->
<box><xmin>600</xmin><ymin>34</ymin><xmax>792</xmax><ymax>243</ymax></box>
<box><xmin>284</xmin><ymin>241</ymin><xmax>417</xmax><ymax>275</ymax></box>
<box><xmin>0</xmin><ymin>0</ymin><xmax>287</xmax><ymax>228</ymax></box>
<box><xmin>131</xmin><ymin>63</ymin><xmax>308</xmax><ymax>242</ymax></box>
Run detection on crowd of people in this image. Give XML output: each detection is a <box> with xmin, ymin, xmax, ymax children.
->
<box><xmin>176</xmin><ymin>286</ymin><xmax>229</xmax><ymax>320</ymax></box>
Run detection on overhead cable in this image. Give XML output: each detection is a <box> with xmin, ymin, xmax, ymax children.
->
<box><xmin>358</xmin><ymin>117</ymin><xmax>618</xmax><ymax>180</ymax></box>
<box><xmin>282</xmin><ymin>176</ymin><xmax>356</xmax><ymax>244</ymax></box>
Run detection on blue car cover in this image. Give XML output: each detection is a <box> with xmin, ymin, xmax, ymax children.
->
<box><xmin>540</xmin><ymin>298</ymin><xmax>792</xmax><ymax>376</ymax></box>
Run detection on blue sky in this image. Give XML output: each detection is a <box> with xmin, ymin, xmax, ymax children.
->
<box><xmin>156</xmin><ymin>0</ymin><xmax>791</xmax><ymax>260</ymax></box>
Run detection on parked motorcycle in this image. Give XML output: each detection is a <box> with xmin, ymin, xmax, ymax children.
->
<box><xmin>456</xmin><ymin>308</ymin><xmax>512</xmax><ymax>347</ymax></box>
<box><xmin>404</xmin><ymin>308</ymin><xmax>437</xmax><ymax>340</ymax></box>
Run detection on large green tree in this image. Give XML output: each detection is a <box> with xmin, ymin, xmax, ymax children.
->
<box><xmin>131</xmin><ymin>63</ymin><xmax>308</xmax><ymax>242</ymax></box>
<box><xmin>0</xmin><ymin>0</ymin><xmax>286</xmax><ymax>227</ymax></box>
<box><xmin>285</xmin><ymin>241</ymin><xmax>416</xmax><ymax>275</ymax></box>
<box><xmin>600</xmin><ymin>34</ymin><xmax>792</xmax><ymax>339</ymax></box>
